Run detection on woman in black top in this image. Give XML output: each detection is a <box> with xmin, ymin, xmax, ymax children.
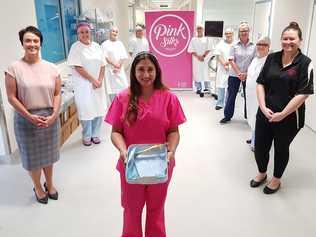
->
<box><xmin>250</xmin><ymin>22</ymin><xmax>314</xmax><ymax>194</ymax></box>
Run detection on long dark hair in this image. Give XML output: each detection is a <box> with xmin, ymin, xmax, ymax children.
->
<box><xmin>125</xmin><ymin>52</ymin><xmax>167</xmax><ymax>125</ymax></box>
<box><xmin>281</xmin><ymin>21</ymin><xmax>302</xmax><ymax>40</ymax></box>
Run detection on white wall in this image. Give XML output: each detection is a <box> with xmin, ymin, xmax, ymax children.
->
<box><xmin>203</xmin><ymin>0</ymin><xmax>254</xmax><ymax>39</ymax></box>
<box><xmin>269</xmin><ymin>0</ymin><xmax>314</xmax><ymax>53</ymax></box>
<box><xmin>305</xmin><ymin>2</ymin><xmax>316</xmax><ymax>131</ymax></box>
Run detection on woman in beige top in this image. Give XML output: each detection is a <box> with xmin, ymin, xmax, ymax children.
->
<box><xmin>5</xmin><ymin>26</ymin><xmax>61</xmax><ymax>204</ymax></box>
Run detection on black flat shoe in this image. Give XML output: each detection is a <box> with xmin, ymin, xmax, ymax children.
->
<box><xmin>246</xmin><ymin>139</ymin><xmax>251</xmax><ymax>144</ymax></box>
<box><xmin>33</xmin><ymin>188</ymin><xmax>48</xmax><ymax>204</ymax></box>
<box><xmin>44</xmin><ymin>182</ymin><xmax>59</xmax><ymax>200</ymax></box>
<box><xmin>219</xmin><ymin>118</ymin><xmax>231</xmax><ymax>124</ymax></box>
<box><xmin>215</xmin><ymin>106</ymin><xmax>222</xmax><ymax>110</ymax></box>
<box><xmin>263</xmin><ymin>184</ymin><xmax>281</xmax><ymax>194</ymax></box>
<box><xmin>250</xmin><ymin>175</ymin><xmax>267</xmax><ymax>188</ymax></box>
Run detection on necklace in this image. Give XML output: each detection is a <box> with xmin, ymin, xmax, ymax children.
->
<box><xmin>282</xmin><ymin>51</ymin><xmax>299</xmax><ymax>68</ymax></box>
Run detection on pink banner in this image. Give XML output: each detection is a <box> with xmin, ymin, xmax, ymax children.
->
<box><xmin>145</xmin><ymin>11</ymin><xmax>195</xmax><ymax>89</ymax></box>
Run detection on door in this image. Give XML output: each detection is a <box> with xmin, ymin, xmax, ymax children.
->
<box><xmin>252</xmin><ymin>0</ymin><xmax>272</xmax><ymax>41</ymax></box>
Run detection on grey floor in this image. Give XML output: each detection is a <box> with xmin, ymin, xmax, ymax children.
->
<box><xmin>1</xmin><ymin>91</ymin><xmax>316</xmax><ymax>237</ymax></box>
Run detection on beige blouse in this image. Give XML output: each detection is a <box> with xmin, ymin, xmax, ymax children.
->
<box><xmin>5</xmin><ymin>59</ymin><xmax>59</xmax><ymax>110</ymax></box>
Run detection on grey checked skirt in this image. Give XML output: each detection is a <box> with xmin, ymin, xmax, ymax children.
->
<box><xmin>14</xmin><ymin>108</ymin><xmax>60</xmax><ymax>171</ymax></box>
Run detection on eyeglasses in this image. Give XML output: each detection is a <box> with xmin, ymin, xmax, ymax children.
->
<box><xmin>256</xmin><ymin>43</ymin><xmax>269</xmax><ymax>47</ymax></box>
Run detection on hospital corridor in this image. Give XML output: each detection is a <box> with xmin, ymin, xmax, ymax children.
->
<box><xmin>1</xmin><ymin>0</ymin><xmax>316</xmax><ymax>236</ymax></box>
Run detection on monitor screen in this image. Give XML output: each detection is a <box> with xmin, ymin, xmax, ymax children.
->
<box><xmin>204</xmin><ymin>21</ymin><xmax>224</xmax><ymax>37</ymax></box>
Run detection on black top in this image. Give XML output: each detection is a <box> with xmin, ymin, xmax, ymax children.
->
<box><xmin>257</xmin><ymin>50</ymin><xmax>314</xmax><ymax>128</ymax></box>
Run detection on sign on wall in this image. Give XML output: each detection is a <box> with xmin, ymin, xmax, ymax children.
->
<box><xmin>145</xmin><ymin>11</ymin><xmax>195</xmax><ymax>89</ymax></box>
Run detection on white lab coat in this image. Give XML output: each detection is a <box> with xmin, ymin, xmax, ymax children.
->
<box><xmin>128</xmin><ymin>37</ymin><xmax>149</xmax><ymax>58</ymax></box>
<box><xmin>246</xmin><ymin>55</ymin><xmax>268</xmax><ymax>130</ymax></box>
<box><xmin>187</xmin><ymin>36</ymin><xmax>212</xmax><ymax>83</ymax></box>
<box><xmin>214</xmin><ymin>40</ymin><xmax>233</xmax><ymax>88</ymax></box>
<box><xmin>67</xmin><ymin>41</ymin><xmax>107</xmax><ymax>121</ymax></box>
<box><xmin>101</xmin><ymin>39</ymin><xmax>128</xmax><ymax>94</ymax></box>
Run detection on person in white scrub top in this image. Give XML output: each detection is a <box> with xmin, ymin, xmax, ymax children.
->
<box><xmin>67</xmin><ymin>22</ymin><xmax>107</xmax><ymax>146</ymax></box>
<box><xmin>214</xmin><ymin>28</ymin><xmax>234</xmax><ymax>110</ymax></box>
<box><xmin>128</xmin><ymin>25</ymin><xmax>149</xmax><ymax>58</ymax></box>
<box><xmin>101</xmin><ymin>26</ymin><xmax>128</xmax><ymax>102</ymax></box>
<box><xmin>246</xmin><ymin>36</ymin><xmax>270</xmax><ymax>150</ymax></box>
<box><xmin>188</xmin><ymin>25</ymin><xmax>212</xmax><ymax>97</ymax></box>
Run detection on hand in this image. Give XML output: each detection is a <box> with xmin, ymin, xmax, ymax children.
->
<box><xmin>224</xmin><ymin>64</ymin><xmax>229</xmax><ymax>71</ymax></box>
<box><xmin>198</xmin><ymin>55</ymin><xmax>204</xmax><ymax>62</ymax></box>
<box><xmin>114</xmin><ymin>63</ymin><xmax>121</xmax><ymax>70</ymax></box>
<box><xmin>238</xmin><ymin>73</ymin><xmax>247</xmax><ymax>81</ymax></box>
<box><xmin>113</xmin><ymin>68</ymin><xmax>120</xmax><ymax>74</ymax></box>
<box><xmin>261</xmin><ymin>107</ymin><xmax>274</xmax><ymax>120</ymax></box>
<box><xmin>41</xmin><ymin>115</ymin><xmax>57</xmax><ymax>128</ymax></box>
<box><xmin>92</xmin><ymin>79</ymin><xmax>101</xmax><ymax>89</ymax></box>
<box><xmin>27</xmin><ymin>114</ymin><xmax>47</xmax><ymax>127</ymax></box>
<box><xmin>269</xmin><ymin>112</ymin><xmax>286</xmax><ymax>122</ymax></box>
<box><xmin>167</xmin><ymin>151</ymin><xmax>175</xmax><ymax>162</ymax></box>
<box><xmin>120</xmin><ymin>150</ymin><xmax>127</xmax><ymax>164</ymax></box>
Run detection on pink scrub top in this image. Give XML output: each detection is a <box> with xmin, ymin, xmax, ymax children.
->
<box><xmin>105</xmin><ymin>88</ymin><xmax>186</xmax><ymax>170</ymax></box>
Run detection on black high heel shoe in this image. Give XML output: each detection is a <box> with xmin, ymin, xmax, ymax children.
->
<box><xmin>33</xmin><ymin>188</ymin><xmax>48</xmax><ymax>204</ymax></box>
<box><xmin>263</xmin><ymin>183</ymin><xmax>281</xmax><ymax>194</ymax></box>
<box><xmin>250</xmin><ymin>175</ymin><xmax>267</xmax><ymax>188</ymax></box>
<box><xmin>44</xmin><ymin>182</ymin><xmax>59</xmax><ymax>200</ymax></box>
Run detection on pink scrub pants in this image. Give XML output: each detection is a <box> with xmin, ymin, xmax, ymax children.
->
<box><xmin>118</xmin><ymin>159</ymin><xmax>175</xmax><ymax>237</ymax></box>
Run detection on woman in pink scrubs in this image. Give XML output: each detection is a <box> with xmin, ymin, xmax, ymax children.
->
<box><xmin>105</xmin><ymin>52</ymin><xmax>186</xmax><ymax>237</ymax></box>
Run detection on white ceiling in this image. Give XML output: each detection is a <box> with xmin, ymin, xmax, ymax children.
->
<box><xmin>132</xmin><ymin>0</ymin><xmax>188</xmax><ymax>10</ymax></box>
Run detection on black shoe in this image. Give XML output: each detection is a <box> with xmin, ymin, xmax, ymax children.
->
<box><xmin>196</xmin><ymin>90</ymin><xmax>201</xmax><ymax>95</ymax></box>
<box><xmin>263</xmin><ymin>183</ymin><xmax>281</xmax><ymax>194</ymax></box>
<box><xmin>219</xmin><ymin>118</ymin><xmax>231</xmax><ymax>124</ymax></box>
<box><xmin>212</xmin><ymin>94</ymin><xmax>218</xmax><ymax>100</ymax></box>
<box><xmin>33</xmin><ymin>188</ymin><xmax>48</xmax><ymax>204</ymax></box>
<box><xmin>215</xmin><ymin>106</ymin><xmax>222</xmax><ymax>110</ymax></box>
<box><xmin>199</xmin><ymin>93</ymin><xmax>204</xmax><ymax>98</ymax></box>
<box><xmin>250</xmin><ymin>175</ymin><xmax>267</xmax><ymax>188</ymax></box>
<box><xmin>44</xmin><ymin>182</ymin><xmax>59</xmax><ymax>200</ymax></box>
<box><xmin>246</xmin><ymin>139</ymin><xmax>251</xmax><ymax>144</ymax></box>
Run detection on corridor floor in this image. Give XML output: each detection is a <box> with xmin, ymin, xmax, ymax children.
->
<box><xmin>1</xmin><ymin>91</ymin><xmax>316</xmax><ymax>237</ymax></box>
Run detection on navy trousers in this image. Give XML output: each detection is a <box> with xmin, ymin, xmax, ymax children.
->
<box><xmin>224</xmin><ymin>76</ymin><xmax>247</xmax><ymax>119</ymax></box>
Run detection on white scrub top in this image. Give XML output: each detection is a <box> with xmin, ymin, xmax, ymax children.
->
<box><xmin>128</xmin><ymin>37</ymin><xmax>149</xmax><ymax>58</ymax></box>
<box><xmin>246</xmin><ymin>55</ymin><xmax>267</xmax><ymax>130</ymax></box>
<box><xmin>214</xmin><ymin>40</ymin><xmax>233</xmax><ymax>88</ymax></box>
<box><xmin>67</xmin><ymin>41</ymin><xmax>107</xmax><ymax>121</ymax></box>
<box><xmin>187</xmin><ymin>36</ymin><xmax>212</xmax><ymax>83</ymax></box>
<box><xmin>101</xmin><ymin>39</ymin><xmax>128</xmax><ymax>94</ymax></box>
